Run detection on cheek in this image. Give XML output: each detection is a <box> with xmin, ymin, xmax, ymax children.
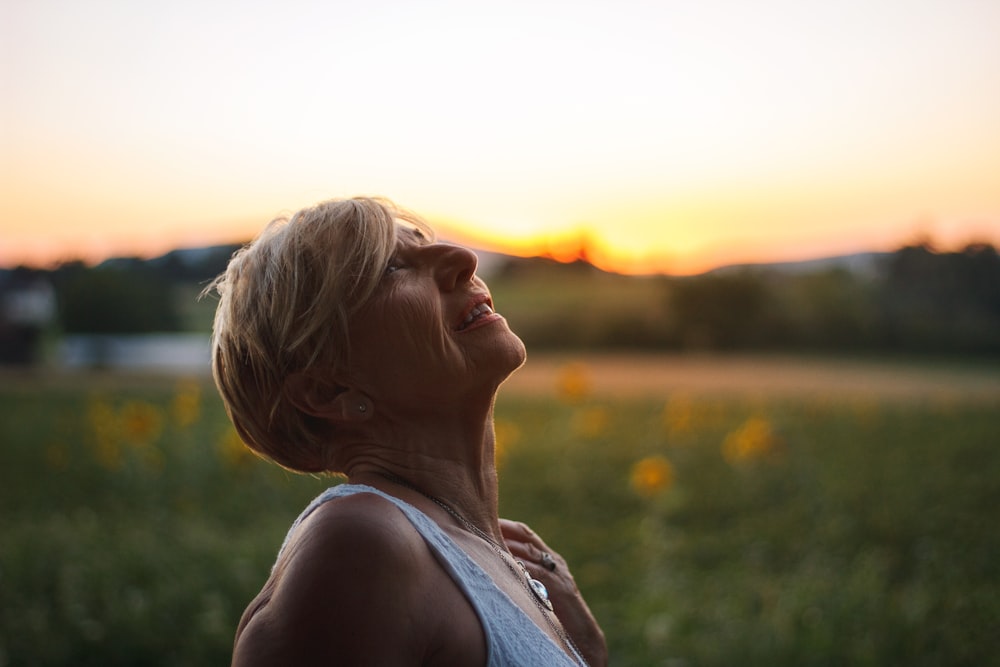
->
<box><xmin>394</xmin><ymin>295</ymin><xmax>449</xmax><ymax>354</ymax></box>
<box><xmin>358</xmin><ymin>292</ymin><xmax>446</xmax><ymax>361</ymax></box>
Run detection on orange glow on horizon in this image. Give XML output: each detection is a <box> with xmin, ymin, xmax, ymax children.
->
<box><xmin>0</xmin><ymin>218</ymin><xmax>262</xmax><ymax>270</ymax></box>
<box><xmin>4</xmin><ymin>141</ymin><xmax>999</xmax><ymax>274</ymax></box>
<box><xmin>3</xmin><ymin>204</ymin><xmax>999</xmax><ymax>276</ymax></box>
<box><xmin>433</xmin><ymin>215</ymin><xmax>1000</xmax><ymax>277</ymax></box>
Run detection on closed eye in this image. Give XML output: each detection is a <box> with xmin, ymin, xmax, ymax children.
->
<box><xmin>384</xmin><ymin>225</ymin><xmax>428</xmax><ymax>277</ymax></box>
<box><xmin>384</xmin><ymin>258</ymin><xmax>405</xmax><ymax>275</ymax></box>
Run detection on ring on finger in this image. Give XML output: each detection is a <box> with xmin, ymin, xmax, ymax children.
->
<box><xmin>540</xmin><ymin>551</ymin><xmax>557</xmax><ymax>572</ymax></box>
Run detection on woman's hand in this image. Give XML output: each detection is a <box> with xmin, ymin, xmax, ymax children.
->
<box><xmin>500</xmin><ymin>519</ymin><xmax>608</xmax><ymax>667</ymax></box>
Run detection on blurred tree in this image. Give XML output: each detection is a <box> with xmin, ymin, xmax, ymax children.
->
<box><xmin>879</xmin><ymin>242</ymin><xmax>1000</xmax><ymax>353</ymax></box>
<box><xmin>667</xmin><ymin>272</ymin><xmax>774</xmax><ymax>350</ymax></box>
<box><xmin>780</xmin><ymin>268</ymin><xmax>880</xmax><ymax>351</ymax></box>
<box><xmin>53</xmin><ymin>262</ymin><xmax>181</xmax><ymax>334</ymax></box>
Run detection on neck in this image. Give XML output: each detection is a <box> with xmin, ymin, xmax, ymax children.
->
<box><xmin>351</xmin><ymin>459</ymin><xmax>502</xmax><ymax>542</ymax></box>
<box><xmin>342</xmin><ymin>397</ymin><xmax>503</xmax><ymax>542</ymax></box>
<box><xmin>378</xmin><ymin>470</ymin><xmax>502</xmax><ymax>542</ymax></box>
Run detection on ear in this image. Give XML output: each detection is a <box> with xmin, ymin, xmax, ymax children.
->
<box><xmin>285</xmin><ymin>372</ymin><xmax>374</xmax><ymax>423</ymax></box>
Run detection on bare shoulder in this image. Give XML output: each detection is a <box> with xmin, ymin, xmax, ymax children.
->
<box><xmin>232</xmin><ymin>492</ymin><xmax>444</xmax><ymax>666</ymax></box>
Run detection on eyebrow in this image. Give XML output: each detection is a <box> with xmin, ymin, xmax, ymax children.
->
<box><xmin>397</xmin><ymin>225</ymin><xmax>429</xmax><ymax>244</ymax></box>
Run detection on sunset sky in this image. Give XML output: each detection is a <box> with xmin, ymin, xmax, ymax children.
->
<box><xmin>3</xmin><ymin>0</ymin><xmax>999</xmax><ymax>274</ymax></box>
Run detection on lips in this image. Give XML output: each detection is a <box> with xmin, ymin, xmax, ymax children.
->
<box><xmin>455</xmin><ymin>296</ymin><xmax>497</xmax><ymax>331</ymax></box>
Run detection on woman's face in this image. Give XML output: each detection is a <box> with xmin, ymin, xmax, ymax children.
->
<box><xmin>342</xmin><ymin>225</ymin><xmax>525</xmax><ymax>412</ymax></box>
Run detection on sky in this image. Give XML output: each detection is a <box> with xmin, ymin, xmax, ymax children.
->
<box><xmin>3</xmin><ymin>0</ymin><xmax>999</xmax><ymax>274</ymax></box>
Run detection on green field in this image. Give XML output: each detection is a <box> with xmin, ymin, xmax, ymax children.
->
<box><xmin>2</xmin><ymin>360</ymin><xmax>999</xmax><ymax>666</ymax></box>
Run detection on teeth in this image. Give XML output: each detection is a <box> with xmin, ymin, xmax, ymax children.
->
<box><xmin>461</xmin><ymin>303</ymin><xmax>494</xmax><ymax>328</ymax></box>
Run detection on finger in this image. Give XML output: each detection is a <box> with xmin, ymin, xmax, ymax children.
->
<box><xmin>503</xmin><ymin>536</ymin><xmax>541</xmax><ymax>563</ymax></box>
<box><xmin>499</xmin><ymin>525</ymin><xmax>567</xmax><ymax>574</ymax></box>
<box><xmin>499</xmin><ymin>521</ymin><xmax>545</xmax><ymax>562</ymax></box>
<box><xmin>499</xmin><ymin>519</ymin><xmax>551</xmax><ymax>551</ymax></box>
<box><xmin>498</xmin><ymin>518</ymin><xmax>536</xmax><ymax>543</ymax></box>
<box><xmin>518</xmin><ymin>551</ymin><xmax>578</xmax><ymax>601</ymax></box>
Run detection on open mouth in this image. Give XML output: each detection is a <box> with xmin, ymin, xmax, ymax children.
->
<box><xmin>456</xmin><ymin>301</ymin><xmax>495</xmax><ymax>331</ymax></box>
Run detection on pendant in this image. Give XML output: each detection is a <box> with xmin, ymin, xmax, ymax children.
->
<box><xmin>528</xmin><ymin>577</ymin><xmax>554</xmax><ymax>611</ymax></box>
<box><xmin>516</xmin><ymin>559</ymin><xmax>554</xmax><ymax>611</ymax></box>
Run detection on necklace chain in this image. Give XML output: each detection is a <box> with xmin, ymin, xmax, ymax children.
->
<box><xmin>375</xmin><ymin>473</ymin><xmax>587</xmax><ymax>666</ymax></box>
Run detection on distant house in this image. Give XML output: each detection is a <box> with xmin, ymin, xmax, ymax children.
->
<box><xmin>0</xmin><ymin>270</ymin><xmax>57</xmax><ymax>365</ymax></box>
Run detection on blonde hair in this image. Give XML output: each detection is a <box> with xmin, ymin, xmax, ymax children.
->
<box><xmin>205</xmin><ymin>197</ymin><xmax>431</xmax><ymax>473</ymax></box>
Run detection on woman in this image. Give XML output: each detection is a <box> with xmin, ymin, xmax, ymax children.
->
<box><xmin>208</xmin><ymin>197</ymin><xmax>607</xmax><ymax>666</ymax></box>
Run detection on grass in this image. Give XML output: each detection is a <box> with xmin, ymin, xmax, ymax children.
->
<box><xmin>1</xmin><ymin>361</ymin><xmax>999</xmax><ymax>666</ymax></box>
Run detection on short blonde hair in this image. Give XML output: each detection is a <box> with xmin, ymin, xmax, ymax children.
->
<box><xmin>205</xmin><ymin>197</ymin><xmax>431</xmax><ymax>473</ymax></box>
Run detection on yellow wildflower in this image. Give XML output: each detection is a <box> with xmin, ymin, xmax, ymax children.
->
<box><xmin>218</xmin><ymin>427</ymin><xmax>254</xmax><ymax>469</ymax></box>
<box><xmin>120</xmin><ymin>400</ymin><xmax>164</xmax><ymax>446</ymax></box>
<box><xmin>572</xmin><ymin>406</ymin><xmax>610</xmax><ymax>439</ymax></box>
<box><xmin>87</xmin><ymin>398</ymin><xmax>120</xmax><ymax>450</ymax></box>
<box><xmin>94</xmin><ymin>438</ymin><xmax>124</xmax><ymax>471</ymax></box>
<box><xmin>630</xmin><ymin>455</ymin><xmax>675</xmax><ymax>497</ymax></box>
<box><xmin>171</xmin><ymin>380</ymin><xmax>202</xmax><ymax>428</ymax></box>
<box><xmin>87</xmin><ymin>397</ymin><xmax>122</xmax><ymax>470</ymax></box>
<box><xmin>722</xmin><ymin>416</ymin><xmax>782</xmax><ymax>464</ymax></box>
<box><xmin>556</xmin><ymin>362</ymin><xmax>592</xmax><ymax>403</ymax></box>
<box><xmin>662</xmin><ymin>393</ymin><xmax>695</xmax><ymax>436</ymax></box>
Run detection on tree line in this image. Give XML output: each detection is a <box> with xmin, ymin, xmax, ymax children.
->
<box><xmin>667</xmin><ymin>242</ymin><xmax>1000</xmax><ymax>355</ymax></box>
<box><xmin>2</xmin><ymin>240</ymin><xmax>998</xmax><ymax>365</ymax></box>
<box><xmin>502</xmin><ymin>241</ymin><xmax>1000</xmax><ymax>357</ymax></box>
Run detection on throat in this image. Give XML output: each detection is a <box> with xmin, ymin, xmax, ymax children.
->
<box><xmin>373</xmin><ymin>471</ymin><xmax>499</xmax><ymax>540</ymax></box>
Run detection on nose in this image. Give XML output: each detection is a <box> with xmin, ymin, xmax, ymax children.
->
<box><xmin>428</xmin><ymin>243</ymin><xmax>478</xmax><ymax>291</ymax></box>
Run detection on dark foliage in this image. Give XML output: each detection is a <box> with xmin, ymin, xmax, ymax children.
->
<box><xmin>496</xmin><ymin>242</ymin><xmax>1000</xmax><ymax>356</ymax></box>
<box><xmin>10</xmin><ymin>240</ymin><xmax>1000</xmax><ymax>356</ymax></box>
<box><xmin>51</xmin><ymin>261</ymin><xmax>181</xmax><ymax>334</ymax></box>
<box><xmin>878</xmin><ymin>242</ymin><xmax>1000</xmax><ymax>353</ymax></box>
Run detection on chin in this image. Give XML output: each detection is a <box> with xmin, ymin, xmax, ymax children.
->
<box><xmin>497</xmin><ymin>332</ymin><xmax>528</xmax><ymax>377</ymax></box>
